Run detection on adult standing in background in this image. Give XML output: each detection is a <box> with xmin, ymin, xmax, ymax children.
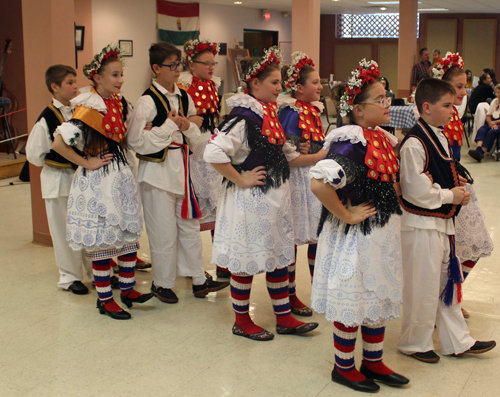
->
<box><xmin>410</xmin><ymin>48</ymin><xmax>431</xmax><ymax>91</ymax></box>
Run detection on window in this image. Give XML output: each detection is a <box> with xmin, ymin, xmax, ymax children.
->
<box><xmin>337</xmin><ymin>13</ymin><xmax>419</xmax><ymax>38</ymax></box>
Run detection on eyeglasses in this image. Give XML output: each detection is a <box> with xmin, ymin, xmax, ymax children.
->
<box><xmin>193</xmin><ymin>61</ymin><xmax>218</xmax><ymax>68</ymax></box>
<box><xmin>159</xmin><ymin>62</ymin><xmax>182</xmax><ymax>71</ymax></box>
<box><xmin>359</xmin><ymin>97</ymin><xmax>392</xmax><ymax>108</ymax></box>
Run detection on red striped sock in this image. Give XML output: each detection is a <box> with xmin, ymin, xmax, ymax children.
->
<box><xmin>266</xmin><ymin>267</ymin><xmax>303</xmax><ymax>329</ymax></box>
<box><xmin>231</xmin><ymin>275</ymin><xmax>263</xmax><ymax>335</ymax></box>
<box><xmin>361</xmin><ymin>324</ymin><xmax>392</xmax><ymax>375</ymax></box>
<box><xmin>117</xmin><ymin>252</ymin><xmax>136</xmax><ymax>293</ymax></box>
<box><xmin>334</xmin><ymin>322</ymin><xmax>365</xmax><ymax>382</ymax></box>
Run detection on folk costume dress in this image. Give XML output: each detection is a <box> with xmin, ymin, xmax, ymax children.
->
<box><xmin>55</xmin><ymin>86</ymin><xmax>143</xmax><ymax>260</ymax></box>
<box><xmin>178</xmin><ymin>72</ymin><xmax>223</xmax><ymax>231</ymax></box>
<box><xmin>26</xmin><ymin>98</ymin><xmax>91</xmax><ymax>287</ymax></box>
<box><xmin>309</xmin><ymin>124</ymin><xmax>403</xmax><ymax>326</ymax></box>
<box><xmin>444</xmin><ymin>110</ymin><xmax>494</xmax><ymax>274</ymax></box>
<box><xmin>204</xmin><ymin>93</ymin><xmax>298</xmax><ymax>275</ymax></box>
<box><xmin>278</xmin><ymin>96</ymin><xmax>324</xmax><ymax>246</ymax></box>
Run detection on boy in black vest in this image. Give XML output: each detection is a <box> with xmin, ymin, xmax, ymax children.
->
<box><xmin>26</xmin><ymin>65</ymin><xmax>91</xmax><ymax>295</ymax></box>
<box><xmin>128</xmin><ymin>42</ymin><xmax>229</xmax><ymax>304</ymax></box>
<box><xmin>397</xmin><ymin>78</ymin><xmax>495</xmax><ymax>362</ymax></box>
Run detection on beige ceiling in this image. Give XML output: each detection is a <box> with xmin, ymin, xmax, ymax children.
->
<box><xmin>177</xmin><ymin>0</ymin><xmax>500</xmax><ymax>14</ymax></box>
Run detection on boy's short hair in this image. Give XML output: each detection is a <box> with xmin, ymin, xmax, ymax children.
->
<box><xmin>149</xmin><ymin>42</ymin><xmax>181</xmax><ymax>69</ymax></box>
<box><xmin>415</xmin><ymin>78</ymin><xmax>456</xmax><ymax>113</ymax></box>
<box><xmin>495</xmin><ymin>83</ymin><xmax>500</xmax><ymax>92</ymax></box>
<box><xmin>45</xmin><ymin>64</ymin><xmax>76</xmax><ymax>94</ymax></box>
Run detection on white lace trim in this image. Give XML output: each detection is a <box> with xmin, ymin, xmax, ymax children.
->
<box><xmin>226</xmin><ymin>93</ymin><xmax>264</xmax><ymax>117</ymax></box>
<box><xmin>322</xmin><ymin>124</ymin><xmax>367</xmax><ymax>152</ymax></box>
<box><xmin>71</xmin><ymin>86</ymin><xmax>107</xmax><ymax>112</ymax></box>
<box><xmin>178</xmin><ymin>71</ymin><xmax>221</xmax><ymax>90</ymax></box>
<box><xmin>278</xmin><ymin>95</ymin><xmax>324</xmax><ymax>114</ymax></box>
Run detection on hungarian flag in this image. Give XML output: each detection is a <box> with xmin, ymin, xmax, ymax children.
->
<box><xmin>157</xmin><ymin>0</ymin><xmax>200</xmax><ymax>45</ymax></box>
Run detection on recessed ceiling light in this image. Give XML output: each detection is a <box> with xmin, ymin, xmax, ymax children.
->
<box><xmin>332</xmin><ymin>0</ymin><xmax>340</xmax><ymax>2</ymax></box>
<box><xmin>380</xmin><ymin>6</ymin><xmax>387</xmax><ymax>10</ymax></box>
<box><xmin>234</xmin><ymin>1</ymin><xmax>242</xmax><ymax>4</ymax></box>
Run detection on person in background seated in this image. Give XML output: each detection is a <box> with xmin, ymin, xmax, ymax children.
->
<box><xmin>468</xmin><ymin>73</ymin><xmax>494</xmax><ymax>114</ymax></box>
<box><xmin>431</xmin><ymin>49</ymin><xmax>441</xmax><ymax>68</ymax></box>
<box><xmin>378</xmin><ymin>76</ymin><xmax>395</xmax><ymax>99</ymax></box>
<box><xmin>469</xmin><ymin>84</ymin><xmax>500</xmax><ymax>162</ymax></box>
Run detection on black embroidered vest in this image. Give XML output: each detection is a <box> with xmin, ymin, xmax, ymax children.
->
<box><xmin>38</xmin><ymin>104</ymin><xmax>76</xmax><ymax>169</ymax></box>
<box><xmin>399</xmin><ymin>118</ymin><xmax>461</xmax><ymax>218</ymax></box>
<box><xmin>136</xmin><ymin>85</ymin><xmax>189</xmax><ymax>162</ymax></box>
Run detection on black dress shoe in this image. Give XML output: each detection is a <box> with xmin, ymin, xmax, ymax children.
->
<box><xmin>276</xmin><ymin>322</ymin><xmax>319</xmax><ymax>335</ymax></box>
<box><xmin>65</xmin><ymin>281</ymin><xmax>89</xmax><ymax>295</ymax></box>
<box><xmin>468</xmin><ymin>147</ymin><xmax>484</xmax><ymax>162</ymax></box>
<box><xmin>96</xmin><ymin>299</ymin><xmax>131</xmax><ymax>320</ymax></box>
<box><xmin>331</xmin><ymin>367</ymin><xmax>380</xmax><ymax>393</ymax></box>
<box><xmin>411</xmin><ymin>350</ymin><xmax>440</xmax><ymax>363</ymax></box>
<box><xmin>120</xmin><ymin>291</ymin><xmax>154</xmax><ymax>308</ymax></box>
<box><xmin>453</xmin><ymin>340</ymin><xmax>496</xmax><ymax>356</ymax></box>
<box><xmin>360</xmin><ymin>365</ymin><xmax>410</xmax><ymax>386</ymax></box>
<box><xmin>192</xmin><ymin>279</ymin><xmax>230</xmax><ymax>298</ymax></box>
<box><xmin>151</xmin><ymin>282</ymin><xmax>178</xmax><ymax>303</ymax></box>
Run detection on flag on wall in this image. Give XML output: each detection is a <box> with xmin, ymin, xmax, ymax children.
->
<box><xmin>157</xmin><ymin>0</ymin><xmax>200</xmax><ymax>45</ymax></box>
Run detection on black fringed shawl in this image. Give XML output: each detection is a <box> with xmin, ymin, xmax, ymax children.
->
<box><xmin>217</xmin><ymin>106</ymin><xmax>290</xmax><ymax>194</ymax></box>
<box><xmin>317</xmin><ymin>145</ymin><xmax>402</xmax><ymax>236</ymax></box>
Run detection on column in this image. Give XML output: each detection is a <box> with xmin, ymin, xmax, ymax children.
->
<box><xmin>22</xmin><ymin>0</ymin><xmax>84</xmax><ymax>245</ymax></box>
<box><xmin>397</xmin><ymin>0</ymin><xmax>419</xmax><ymax>98</ymax></box>
<box><xmin>292</xmin><ymin>0</ymin><xmax>321</xmax><ymax>72</ymax></box>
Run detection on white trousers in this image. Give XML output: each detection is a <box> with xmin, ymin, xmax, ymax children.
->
<box><xmin>45</xmin><ymin>197</ymin><xmax>91</xmax><ymax>289</ymax></box>
<box><xmin>140</xmin><ymin>183</ymin><xmax>205</xmax><ymax>289</ymax></box>
<box><xmin>398</xmin><ymin>228</ymin><xmax>475</xmax><ymax>355</ymax></box>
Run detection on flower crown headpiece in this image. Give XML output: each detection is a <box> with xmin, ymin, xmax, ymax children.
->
<box><xmin>244</xmin><ymin>46</ymin><xmax>283</xmax><ymax>82</ymax></box>
<box><xmin>432</xmin><ymin>51</ymin><xmax>464</xmax><ymax>79</ymax></box>
<box><xmin>339</xmin><ymin>59</ymin><xmax>380</xmax><ymax>117</ymax></box>
<box><xmin>284</xmin><ymin>52</ymin><xmax>315</xmax><ymax>92</ymax></box>
<box><xmin>84</xmin><ymin>44</ymin><xmax>123</xmax><ymax>79</ymax></box>
<box><xmin>184</xmin><ymin>39</ymin><xmax>220</xmax><ymax>64</ymax></box>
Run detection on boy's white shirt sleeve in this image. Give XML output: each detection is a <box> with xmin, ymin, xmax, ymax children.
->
<box><xmin>127</xmin><ymin>96</ymin><xmax>178</xmax><ymax>154</ymax></box>
<box><xmin>399</xmin><ymin>137</ymin><xmax>454</xmax><ymax>208</ymax></box>
<box><xmin>26</xmin><ymin>118</ymin><xmax>51</xmax><ymax>167</ymax></box>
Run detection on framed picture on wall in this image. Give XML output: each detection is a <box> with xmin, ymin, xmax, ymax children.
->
<box><xmin>119</xmin><ymin>40</ymin><xmax>133</xmax><ymax>57</ymax></box>
<box><xmin>75</xmin><ymin>25</ymin><xmax>85</xmax><ymax>51</ymax></box>
<box><xmin>229</xmin><ymin>48</ymin><xmax>250</xmax><ymax>89</ymax></box>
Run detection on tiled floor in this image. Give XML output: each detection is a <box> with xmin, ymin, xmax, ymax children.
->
<box><xmin>1</xmin><ymin>145</ymin><xmax>499</xmax><ymax>396</ymax></box>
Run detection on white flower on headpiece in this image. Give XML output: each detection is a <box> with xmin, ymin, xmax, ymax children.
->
<box><xmin>339</xmin><ymin>59</ymin><xmax>380</xmax><ymax>117</ymax></box>
<box><xmin>183</xmin><ymin>39</ymin><xmax>220</xmax><ymax>64</ymax></box>
<box><xmin>432</xmin><ymin>51</ymin><xmax>464</xmax><ymax>80</ymax></box>
<box><xmin>284</xmin><ymin>51</ymin><xmax>315</xmax><ymax>93</ymax></box>
<box><xmin>84</xmin><ymin>44</ymin><xmax>123</xmax><ymax>79</ymax></box>
<box><xmin>244</xmin><ymin>46</ymin><xmax>283</xmax><ymax>82</ymax></box>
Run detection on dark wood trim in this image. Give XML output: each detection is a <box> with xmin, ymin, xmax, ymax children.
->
<box><xmin>32</xmin><ymin>231</ymin><xmax>53</xmax><ymax>247</ymax></box>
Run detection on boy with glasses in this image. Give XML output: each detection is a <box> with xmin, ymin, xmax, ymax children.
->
<box><xmin>127</xmin><ymin>42</ymin><xmax>229</xmax><ymax>304</ymax></box>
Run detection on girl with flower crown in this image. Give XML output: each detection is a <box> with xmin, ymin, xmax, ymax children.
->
<box><xmin>178</xmin><ymin>40</ymin><xmax>224</xmax><ymax>263</ymax></box>
<box><xmin>204</xmin><ymin>47</ymin><xmax>323</xmax><ymax>341</ymax></box>
<box><xmin>52</xmin><ymin>44</ymin><xmax>153</xmax><ymax>320</ymax></box>
<box><xmin>277</xmin><ymin>52</ymin><xmax>327</xmax><ymax>317</ymax></box>
<box><xmin>308</xmin><ymin>59</ymin><xmax>409</xmax><ymax>392</ymax></box>
<box><xmin>435</xmin><ymin>55</ymin><xmax>494</xmax><ymax>317</ymax></box>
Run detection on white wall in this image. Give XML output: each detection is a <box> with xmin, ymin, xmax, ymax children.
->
<box><xmin>91</xmin><ymin>0</ymin><xmax>291</xmax><ymax>103</ymax></box>
<box><xmin>200</xmin><ymin>4</ymin><xmax>292</xmax><ymax>92</ymax></box>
